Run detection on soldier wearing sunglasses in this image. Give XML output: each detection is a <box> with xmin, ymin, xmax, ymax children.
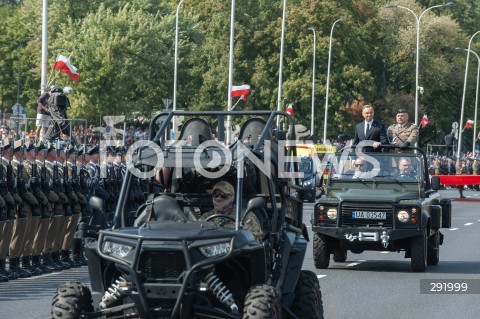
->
<box><xmin>200</xmin><ymin>181</ymin><xmax>262</xmax><ymax>242</ymax></box>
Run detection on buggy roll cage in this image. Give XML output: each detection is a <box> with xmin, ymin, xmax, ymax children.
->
<box><xmin>113</xmin><ymin>110</ymin><xmax>300</xmax><ymax>230</ymax></box>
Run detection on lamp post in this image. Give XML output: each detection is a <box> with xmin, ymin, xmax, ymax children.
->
<box><xmin>276</xmin><ymin>0</ymin><xmax>287</xmax><ymax>128</ymax></box>
<box><xmin>308</xmin><ymin>27</ymin><xmax>316</xmax><ymax>138</ymax></box>
<box><xmin>323</xmin><ymin>18</ymin><xmax>343</xmax><ymax>144</ymax></box>
<box><xmin>456</xmin><ymin>47</ymin><xmax>480</xmax><ymax>155</ymax></box>
<box><xmin>172</xmin><ymin>0</ymin><xmax>185</xmax><ymax>139</ymax></box>
<box><xmin>385</xmin><ymin>2</ymin><xmax>454</xmax><ymax>127</ymax></box>
<box><xmin>457</xmin><ymin>31</ymin><xmax>480</xmax><ymax>157</ymax></box>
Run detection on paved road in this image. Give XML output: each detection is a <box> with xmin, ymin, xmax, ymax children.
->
<box><xmin>0</xmin><ymin>189</ymin><xmax>479</xmax><ymax>319</ymax></box>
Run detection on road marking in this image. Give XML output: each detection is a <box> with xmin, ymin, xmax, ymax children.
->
<box><xmin>317</xmin><ymin>274</ymin><xmax>327</xmax><ymax>279</ymax></box>
<box><xmin>464</xmin><ymin>223</ymin><xmax>473</xmax><ymax>226</ymax></box>
<box><xmin>346</xmin><ymin>262</ymin><xmax>361</xmax><ymax>267</ymax></box>
<box><xmin>380</xmin><ymin>251</ymin><xmax>389</xmax><ymax>254</ymax></box>
<box><xmin>449</xmin><ymin>228</ymin><xmax>459</xmax><ymax>231</ymax></box>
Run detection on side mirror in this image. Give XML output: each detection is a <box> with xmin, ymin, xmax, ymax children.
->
<box><xmin>430</xmin><ymin>176</ymin><xmax>441</xmax><ymax>190</ymax></box>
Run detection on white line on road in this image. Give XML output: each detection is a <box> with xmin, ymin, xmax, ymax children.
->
<box><xmin>346</xmin><ymin>262</ymin><xmax>361</xmax><ymax>267</ymax></box>
<box><xmin>380</xmin><ymin>251</ymin><xmax>389</xmax><ymax>254</ymax></box>
<box><xmin>317</xmin><ymin>275</ymin><xmax>327</xmax><ymax>279</ymax></box>
<box><xmin>464</xmin><ymin>223</ymin><xmax>473</xmax><ymax>226</ymax></box>
<box><xmin>449</xmin><ymin>228</ymin><xmax>459</xmax><ymax>231</ymax></box>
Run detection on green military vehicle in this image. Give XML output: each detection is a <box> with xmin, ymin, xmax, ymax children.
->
<box><xmin>51</xmin><ymin>111</ymin><xmax>323</xmax><ymax>318</ymax></box>
<box><xmin>311</xmin><ymin>145</ymin><xmax>451</xmax><ymax>272</ymax></box>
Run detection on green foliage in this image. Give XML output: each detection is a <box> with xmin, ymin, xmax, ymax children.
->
<box><xmin>0</xmin><ymin>0</ymin><xmax>475</xmax><ymax>150</ymax></box>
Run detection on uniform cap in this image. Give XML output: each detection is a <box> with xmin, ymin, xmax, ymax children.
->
<box><xmin>67</xmin><ymin>146</ymin><xmax>76</xmax><ymax>157</ymax></box>
<box><xmin>397</xmin><ymin>108</ymin><xmax>408</xmax><ymax>114</ymax></box>
<box><xmin>13</xmin><ymin>139</ymin><xmax>23</xmax><ymax>152</ymax></box>
<box><xmin>1</xmin><ymin>138</ymin><xmax>11</xmax><ymax>151</ymax></box>
<box><xmin>35</xmin><ymin>142</ymin><xmax>46</xmax><ymax>152</ymax></box>
<box><xmin>88</xmin><ymin>145</ymin><xmax>100</xmax><ymax>156</ymax></box>
<box><xmin>26</xmin><ymin>140</ymin><xmax>36</xmax><ymax>152</ymax></box>
<box><xmin>212</xmin><ymin>181</ymin><xmax>234</xmax><ymax>195</ymax></box>
<box><xmin>47</xmin><ymin>143</ymin><xmax>56</xmax><ymax>153</ymax></box>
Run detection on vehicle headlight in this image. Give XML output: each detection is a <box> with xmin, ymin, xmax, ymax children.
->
<box><xmin>102</xmin><ymin>241</ymin><xmax>134</xmax><ymax>259</ymax></box>
<box><xmin>199</xmin><ymin>242</ymin><xmax>230</xmax><ymax>258</ymax></box>
<box><xmin>397</xmin><ymin>210</ymin><xmax>410</xmax><ymax>222</ymax></box>
<box><xmin>327</xmin><ymin>208</ymin><xmax>337</xmax><ymax>220</ymax></box>
<box><xmin>303</xmin><ymin>178</ymin><xmax>313</xmax><ymax>187</ymax></box>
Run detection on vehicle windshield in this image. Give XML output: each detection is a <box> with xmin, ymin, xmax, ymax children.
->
<box><xmin>298</xmin><ymin>157</ymin><xmax>314</xmax><ymax>179</ymax></box>
<box><xmin>330</xmin><ymin>152</ymin><xmax>424</xmax><ymax>182</ymax></box>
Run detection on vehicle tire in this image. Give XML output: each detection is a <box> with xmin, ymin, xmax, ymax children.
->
<box><xmin>291</xmin><ymin>270</ymin><xmax>324</xmax><ymax>319</ymax></box>
<box><xmin>410</xmin><ymin>231</ymin><xmax>427</xmax><ymax>272</ymax></box>
<box><xmin>332</xmin><ymin>249</ymin><xmax>347</xmax><ymax>262</ymax></box>
<box><xmin>313</xmin><ymin>233</ymin><xmax>330</xmax><ymax>269</ymax></box>
<box><xmin>427</xmin><ymin>230</ymin><xmax>440</xmax><ymax>266</ymax></box>
<box><xmin>51</xmin><ymin>281</ymin><xmax>93</xmax><ymax>319</ymax></box>
<box><xmin>243</xmin><ymin>284</ymin><xmax>281</xmax><ymax>319</ymax></box>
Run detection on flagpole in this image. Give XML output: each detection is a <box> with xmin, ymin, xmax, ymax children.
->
<box><xmin>276</xmin><ymin>0</ymin><xmax>287</xmax><ymax>128</ymax></box>
<box><xmin>226</xmin><ymin>0</ymin><xmax>236</xmax><ymax>145</ymax></box>
<box><xmin>231</xmin><ymin>96</ymin><xmax>243</xmax><ymax>110</ymax></box>
<box><xmin>40</xmin><ymin>0</ymin><xmax>48</xmax><ymax>94</ymax></box>
<box><xmin>173</xmin><ymin>0</ymin><xmax>184</xmax><ymax>140</ymax></box>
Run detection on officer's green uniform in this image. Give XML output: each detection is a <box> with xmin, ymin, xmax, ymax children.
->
<box><xmin>387</xmin><ymin>109</ymin><xmax>419</xmax><ymax>153</ymax></box>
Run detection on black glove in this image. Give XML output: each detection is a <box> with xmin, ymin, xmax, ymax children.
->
<box><xmin>400</xmin><ymin>141</ymin><xmax>410</xmax><ymax>150</ymax></box>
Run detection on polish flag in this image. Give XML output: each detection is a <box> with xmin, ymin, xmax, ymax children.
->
<box><xmin>286</xmin><ymin>103</ymin><xmax>294</xmax><ymax>117</ymax></box>
<box><xmin>420</xmin><ymin>114</ymin><xmax>430</xmax><ymax>128</ymax></box>
<box><xmin>53</xmin><ymin>54</ymin><xmax>80</xmax><ymax>82</ymax></box>
<box><xmin>231</xmin><ymin>85</ymin><xmax>250</xmax><ymax>100</ymax></box>
<box><xmin>465</xmin><ymin>119</ymin><xmax>474</xmax><ymax>129</ymax></box>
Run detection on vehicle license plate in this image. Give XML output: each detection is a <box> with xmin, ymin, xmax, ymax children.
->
<box><xmin>352</xmin><ymin>211</ymin><xmax>386</xmax><ymax>219</ymax></box>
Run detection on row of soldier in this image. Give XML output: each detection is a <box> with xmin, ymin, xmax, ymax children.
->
<box><xmin>0</xmin><ymin>140</ymin><xmax>142</xmax><ymax>281</ymax></box>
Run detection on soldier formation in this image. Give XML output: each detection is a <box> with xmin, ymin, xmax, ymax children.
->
<box><xmin>0</xmin><ymin>139</ymin><xmax>131</xmax><ymax>281</ymax></box>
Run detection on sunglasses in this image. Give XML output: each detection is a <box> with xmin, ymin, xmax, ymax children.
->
<box><xmin>354</xmin><ymin>163</ymin><xmax>366</xmax><ymax>167</ymax></box>
<box><xmin>213</xmin><ymin>191</ymin><xmax>230</xmax><ymax>199</ymax></box>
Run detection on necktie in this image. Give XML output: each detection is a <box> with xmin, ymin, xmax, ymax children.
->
<box><xmin>366</xmin><ymin>123</ymin><xmax>370</xmax><ymax>136</ymax></box>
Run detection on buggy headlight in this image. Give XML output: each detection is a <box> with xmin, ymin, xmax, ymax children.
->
<box><xmin>397</xmin><ymin>210</ymin><xmax>410</xmax><ymax>223</ymax></box>
<box><xmin>303</xmin><ymin>178</ymin><xmax>314</xmax><ymax>187</ymax></box>
<box><xmin>199</xmin><ymin>242</ymin><xmax>230</xmax><ymax>257</ymax></box>
<box><xmin>102</xmin><ymin>241</ymin><xmax>134</xmax><ymax>259</ymax></box>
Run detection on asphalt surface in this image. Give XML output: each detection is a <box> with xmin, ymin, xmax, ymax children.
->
<box><xmin>0</xmin><ymin>189</ymin><xmax>479</xmax><ymax>319</ymax></box>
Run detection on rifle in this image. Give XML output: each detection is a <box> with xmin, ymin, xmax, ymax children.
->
<box><xmin>16</xmin><ymin>140</ymin><xmax>29</xmax><ymax>217</ymax></box>
<box><xmin>6</xmin><ymin>140</ymin><xmax>22</xmax><ymax>217</ymax></box>
<box><xmin>31</xmin><ymin>145</ymin><xmax>48</xmax><ymax>219</ymax></box>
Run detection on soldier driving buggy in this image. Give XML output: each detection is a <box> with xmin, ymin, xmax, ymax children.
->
<box><xmin>51</xmin><ymin>110</ymin><xmax>323</xmax><ymax>319</ymax></box>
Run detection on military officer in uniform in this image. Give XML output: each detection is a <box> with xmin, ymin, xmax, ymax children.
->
<box><xmin>0</xmin><ymin>140</ymin><xmax>13</xmax><ymax>281</ymax></box>
<box><xmin>387</xmin><ymin>109</ymin><xmax>419</xmax><ymax>153</ymax></box>
<box><xmin>10</xmin><ymin>140</ymin><xmax>41</xmax><ymax>276</ymax></box>
<box><xmin>199</xmin><ymin>181</ymin><xmax>263</xmax><ymax>242</ymax></box>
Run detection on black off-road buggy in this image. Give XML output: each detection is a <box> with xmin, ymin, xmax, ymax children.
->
<box><xmin>51</xmin><ymin>110</ymin><xmax>323</xmax><ymax>318</ymax></box>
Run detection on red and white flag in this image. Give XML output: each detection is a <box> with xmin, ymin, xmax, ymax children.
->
<box><xmin>53</xmin><ymin>54</ymin><xmax>80</xmax><ymax>82</ymax></box>
<box><xmin>231</xmin><ymin>85</ymin><xmax>250</xmax><ymax>100</ymax></box>
<box><xmin>420</xmin><ymin>114</ymin><xmax>430</xmax><ymax>128</ymax></box>
<box><xmin>465</xmin><ymin>119</ymin><xmax>474</xmax><ymax>129</ymax></box>
<box><xmin>285</xmin><ymin>103</ymin><xmax>294</xmax><ymax>117</ymax></box>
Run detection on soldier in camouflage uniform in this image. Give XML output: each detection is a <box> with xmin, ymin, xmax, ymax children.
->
<box><xmin>387</xmin><ymin>109</ymin><xmax>419</xmax><ymax>153</ymax></box>
<box><xmin>199</xmin><ymin>181</ymin><xmax>263</xmax><ymax>242</ymax></box>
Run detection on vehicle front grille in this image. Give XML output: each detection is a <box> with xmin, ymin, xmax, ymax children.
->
<box><xmin>341</xmin><ymin>202</ymin><xmax>393</xmax><ymax>228</ymax></box>
<box><xmin>139</xmin><ymin>251</ymin><xmax>187</xmax><ymax>279</ymax></box>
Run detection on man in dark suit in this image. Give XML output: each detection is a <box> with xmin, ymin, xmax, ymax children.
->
<box><xmin>352</xmin><ymin>105</ymin><xmax>388</xmax><ymax>152</ymax></box>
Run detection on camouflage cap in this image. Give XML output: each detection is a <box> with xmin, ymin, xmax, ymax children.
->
<box><xmin>1</xmin><ymin>138</ymin><xmax>11</xmax><ymax>151</ymax></box>
<box><xmin>397</xmin><ymin>108</ymin><xmax>408</xmax><ymax>114</ymax></box>
<box><xmin>26</xmin><ymin>140</ymin><xmax>35</xmax><ymax>152</ymax></box>
<box><xmin>212</xmin><ymin>181</ymin><xmax>235</xmax><ymax>195</ymax></box>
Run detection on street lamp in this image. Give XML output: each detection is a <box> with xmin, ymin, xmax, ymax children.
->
<box><xmin>457</xmin><ymin>31</ymin><xmax>480</xmax><ymax>157</ymax></box>
<box><xmin>323</xmin><ymin>18</ymin><xmax>343</xmax><ymax>144</ymax></box>
<box><xmin>277</xmin><ymin>0</ymin><xmax>287</xmax><ymax>128</ymax></box>
<box><xmin>456</xmin><ymin>46</ymin><xmax>480</xmax><ymax>155</ymax></box>
<box><xmin>308</xmin><ymin>27</ymin><xmax>316</xmax><ymax>139</ymax></box>
<box><xmin>385</xmin><ymin>2</ymin><xmax>454</xmax><ymax>127</ymax></box>
<box><xmin>172</xmin><ymin>0</ymin><xmax>185</xmax><ymax>139</ymax></box>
